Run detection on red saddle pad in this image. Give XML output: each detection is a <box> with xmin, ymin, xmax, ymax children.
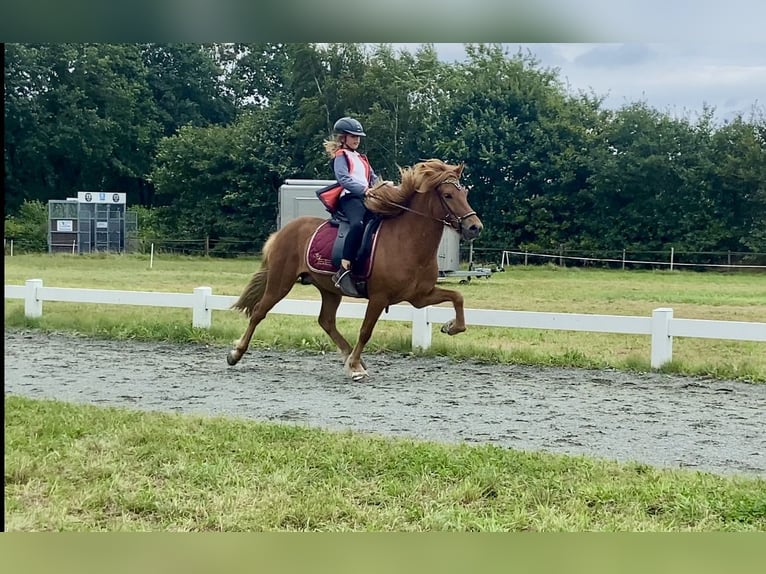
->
<box><xmin>305</xmin><ymin>221</ymin><xmax>379</xmax><ymax>278</ymax></box>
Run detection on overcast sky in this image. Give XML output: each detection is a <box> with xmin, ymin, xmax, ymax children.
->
<box><xmin>398</xmin><ymin>43</ymin><xmax>765</xmax><ymax>124</ymax></box>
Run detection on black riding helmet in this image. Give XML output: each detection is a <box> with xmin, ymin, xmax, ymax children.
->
<box><xmin>333</xmin><ymin>116</ymin><xmax>366</xmax><ymax>136</ymax></box>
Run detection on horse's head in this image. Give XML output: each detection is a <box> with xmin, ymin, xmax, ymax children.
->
<box><xmin>370</xmin><ymin>159</ymin><xmax>483</xmax><ymax>240</ymax></box>
<box><xmin>428</xmin><ymin>161</ymin><xmax>483</xmax><ymax>241</ymax></box>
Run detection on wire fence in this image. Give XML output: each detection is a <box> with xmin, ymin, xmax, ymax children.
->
<box><xmin>488</xmin><ymin>248</ymin><xmax>766</xmax><ymax>271</ymax></box>
<box><xmin>6</xmin><ymin>236</ymin><xmax>766</xmax><ymax>272</ymax></box>
<box><xmin>4</xmin><ymin>237</ymin><xmax>263</xmax><ymax>258</ymax></box>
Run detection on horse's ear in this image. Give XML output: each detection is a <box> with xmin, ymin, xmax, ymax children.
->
<box><xmin>455</xmin><ymin>163</ymin><xmax>465</xmax><ymax>178</ymax></box>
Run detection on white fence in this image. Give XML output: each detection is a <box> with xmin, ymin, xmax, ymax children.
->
<box><xmin>5</xmin><ymin>279</ymin><xmax>766</xmax><ymax>369</ymax></box>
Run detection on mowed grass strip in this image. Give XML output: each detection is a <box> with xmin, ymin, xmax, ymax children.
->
<box><xmin>4</xmin><ymin>253</ymin><xmax>766</xmax><ymax>381</ymax></box>
<box><xmin>5</xmin><ymin>396</ymin><xmax>766</xmax><ymax>532</ymax></box>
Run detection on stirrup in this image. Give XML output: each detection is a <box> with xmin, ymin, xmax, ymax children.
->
<box><xmin>333</xmin><ymin>268</ymin><xmax>361</xmax><ymax>297</ymax></box>
<box><xmin>332</xmin><ymin>268</ymin><xmax>348</xmax><ymax>288</ymax></box>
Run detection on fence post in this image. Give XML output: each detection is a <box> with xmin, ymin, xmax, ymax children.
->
<box><xmin>651</xmin><ymin>308</ymin><xmax>673</xmax><ymax>369</ymax></box>
<box><xmin>25</xmin><ymin>279</ymin><xmax>44</xmax><ymax>318</ymax></box>
<box><xmin>192</xmin><ymin>286</ymin><xmax>212</xmax><ymax>328</ymax></box>
<box><xmin>411</xmin><ymin>306</ymin><xmax>432</xmax><ymax>351</ymax></box>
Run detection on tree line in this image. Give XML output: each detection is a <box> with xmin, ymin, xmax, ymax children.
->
<box><xmin>5</xmin><ymin>43</ymin><xmax>765</xmax><ymax>259</ymax></box>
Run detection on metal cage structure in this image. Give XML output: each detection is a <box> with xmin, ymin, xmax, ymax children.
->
<box><xmin>48</xmin><ymin>192</ymin><xmax>137</xmax><ymax>254</ymax></box>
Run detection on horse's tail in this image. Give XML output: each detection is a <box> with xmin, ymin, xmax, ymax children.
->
<box><xmin>231</xmin><ymin>232</ymin><xmax>277</xmax><ymax>317</ymax></box>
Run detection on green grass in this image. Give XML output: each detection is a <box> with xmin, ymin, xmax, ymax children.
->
<box><xmin>4</xmin><ymin>253</ymin><xmax>766</xmax><ymax>381</ymax></box>
<box><xmin>5</xmin><ymin>395</ymin><xmax>766</xmax><ymax>532</ymax></box>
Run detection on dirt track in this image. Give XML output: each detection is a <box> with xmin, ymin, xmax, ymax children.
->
<box><xmin>4</xmin><ymin>329</ymin><xmax>766</xmax><ymax>478</ymax></box>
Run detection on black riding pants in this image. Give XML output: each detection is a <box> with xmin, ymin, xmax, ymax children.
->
<box><xmin>339</xmin><ymin>194</ymin><xmax>367</xmax><ymax>264</ymax></box>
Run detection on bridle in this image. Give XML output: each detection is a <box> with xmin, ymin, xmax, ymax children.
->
<box><xmin>436</xmin><ymin>176</ymin><xmax>477</xmax><ymax>232</ymax></box>
<box><xmin>367</xmin><ymin>176</ymin><xmax>476</xmax><ymax>233</ymax></box>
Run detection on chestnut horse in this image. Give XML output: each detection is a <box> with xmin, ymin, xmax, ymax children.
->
<box><xmin>227</xmin><ymin>159</ymin><xmax>483</xmax><ymax>380</ymax></box>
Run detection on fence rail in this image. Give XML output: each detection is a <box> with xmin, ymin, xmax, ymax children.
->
<box><xmin>5</xmin><ymin>279</ymin><xmax>766</xmax><ymax>369</ymax></box>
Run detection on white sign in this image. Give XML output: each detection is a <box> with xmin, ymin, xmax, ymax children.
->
<box><xmin>78</xmin><ymin>191</ymin><xmax>126</xmax><ymax>204</ymax></box>
<box><xmin>96</xmin><ymin>221</ymin><xmax>109</xmax><ymax>229</ymax></box>
<box><xmin>57</xmin><ymin>220</ymin><xmax>73</xmax><ymax>232</ymax></box>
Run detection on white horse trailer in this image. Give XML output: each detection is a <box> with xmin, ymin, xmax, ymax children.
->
<box><xmin>279</xmin><ymin>179</ymin><xmax>465</xmax><ymax>274</ymax></box>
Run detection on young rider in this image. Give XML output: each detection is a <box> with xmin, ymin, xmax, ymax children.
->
<box><xmin>323</xmin><ymin>116</ymin><xmax>378</xmax><ymax>297</ymax></box>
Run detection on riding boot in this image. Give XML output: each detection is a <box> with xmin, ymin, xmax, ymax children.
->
<box><xmin>332</xmin><ymin>268</ymin><xmax>362</xmax><ymax>298</ymax></box>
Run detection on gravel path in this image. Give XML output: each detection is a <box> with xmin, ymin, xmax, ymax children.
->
<box><xmin>5</xmin><ymin>329</ymin><xmax>765</xmax><ymax>478</ymax></box>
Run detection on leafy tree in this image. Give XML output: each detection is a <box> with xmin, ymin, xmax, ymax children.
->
<box><xmin>588</xmin><ymin>102</ymin><xmax>765</xmax><ymax>254</ymax></box>
<box><xmin>276</xmin><ymin>43</ymin><xmax>451</xmax><ymax>181</ymax></box>
<box><xmin>141</xmin><ymin>43</ymin><xmax>236</xmax><ymax>135</ymax></box>
<box><xmin>4</xmin><ymin>43</ymin><xmax>50</xmax><ymax>214</ymax></box>
<box><xmin>587</xmin><ymin>103</ymin><xmax>699</xmax><ymax>251</ymax></box>
<box><xmin>742</xmin><ymin>111</ymin><xmax>766</xmax><ymax>255</ymax></box>
<box><xmin>218</xmin><ymin>43</ymin><xmax>290</xmax><ymax>110</ymax></box>
<box><xmin>4</xmin><ymin>200</ymin><xmax>48</xmax><ymax>252</ymax></box>
<box><xmin>707</xmin><ymin>113</ymin><xmax>766</xmax><ymax>253</ymax></box>
<box><xmin>361</xmin><ymin>43</ymin><xmax>452</xmax><ymax>176</ymax></box>
<box><xmin>430</xmin><ymin>43</ymin><xmax>599</xmax><ymax>251</ymax></box>
<box><xmin>150</xmin><ymin>106</ymin><xmax>291</xmax><ymax>251</ymax></box>
<box><xmin>4</xmin><ymin>44</ymin><xmax>163</xmax><ymax>211</ymax></box>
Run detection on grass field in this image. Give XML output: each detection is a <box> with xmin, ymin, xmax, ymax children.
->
<box><xmin>5</xmin><ymin>395</ymin><xmax>765</xmax><ymax>531</ymax></box>
<box><xmin>5</xmin><ymin>253</ymin><xmax>765</xmax><ymax>381</ymax></box>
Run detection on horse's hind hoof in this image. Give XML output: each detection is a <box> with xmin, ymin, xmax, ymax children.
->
<box><xmin>226</xmin><ymin>350</ymin><xmax>241</xmax><ymax>366</ymax></box>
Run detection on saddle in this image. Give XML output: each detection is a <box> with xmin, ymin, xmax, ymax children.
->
<box><xmin>306</xmin><ymin>214</ymin><xmax>382</xmax><ymax>298</ymax></box>
<box><xmin>330</xmin><ymin>211</ymin><xmax>381</xmax><ymax>267</ymax></box>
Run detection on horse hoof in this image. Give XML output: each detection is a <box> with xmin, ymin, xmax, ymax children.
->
<box><xmin>226</xmin><ymin>351</ymin><xmax>240</xmax><ymax>366</ymax></box>
<box><xmin>441</xmin><ymin>320</ymin><xmax>465</xmax><ymax>336</ymax></box>
<box><xmin>344</xmin><ymin>354</ymin><xmax>369</xmax><ymax>380</ymax></box>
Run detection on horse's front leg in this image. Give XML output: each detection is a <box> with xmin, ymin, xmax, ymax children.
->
<box><xmin>345</xmin><ymin>299</ymin><xmax>387</xmax><ymax>381</ymax></box>
<box><xmin>409</xmin><ymin>287</ymin><xmax>466</xmax><ymax>336</ymax></box>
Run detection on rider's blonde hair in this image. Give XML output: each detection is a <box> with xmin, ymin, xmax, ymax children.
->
<box><xmin>323</xmin><ymin>134</ymin><xmax>344</xmax><ymax>158</ymax></box>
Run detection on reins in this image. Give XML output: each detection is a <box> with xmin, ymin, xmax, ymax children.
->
<box><xmin>366</xmin><ymin>176</ymin><xmax>475</xmax><ymax>232</ymax></box>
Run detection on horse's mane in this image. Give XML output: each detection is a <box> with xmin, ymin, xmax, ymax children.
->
<box><xmin>365</xmin><ymin>159</ymin><xmax>458</xmax><ymax>217</ymax></box>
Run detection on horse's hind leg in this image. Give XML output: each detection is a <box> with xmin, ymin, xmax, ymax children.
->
<box><xmin>317</xmin><ymin>289</ymin><xmax>354</xmax><ymax>360</ymax></box>
<box><xmin>227</xmin><ymin>278</ymin><xmax>295</xmax><ymax>366</ymax></box>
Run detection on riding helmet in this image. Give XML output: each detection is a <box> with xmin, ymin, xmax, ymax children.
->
<box><xmin>333</xmin><ymin>117</ymin><xmax>366</xmax><ymax>136</ymax></box>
